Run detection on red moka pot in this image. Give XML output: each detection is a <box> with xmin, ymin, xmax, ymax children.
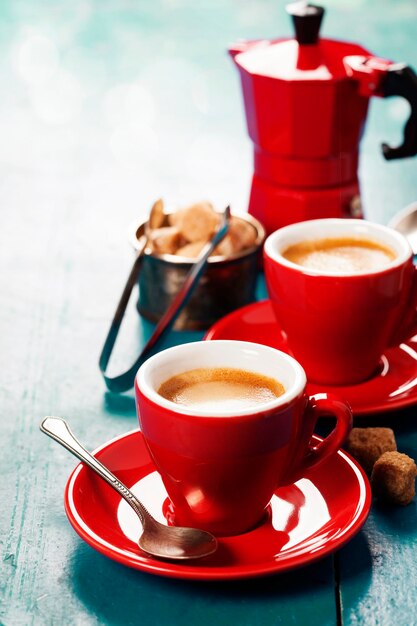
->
<box><xmin>229</xmin><ymin>3</ymin><xmax>417</xmax><ymax>234</ymax></box>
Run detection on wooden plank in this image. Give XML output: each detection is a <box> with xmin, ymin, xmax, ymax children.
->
<box><xmin>338</xmin><ymin>411</ymin><xmax>417</xmax><ymax>626</ymax></box>
<box><xmin>336</xmin><ymin>1</ymin><xmax>417</xmax><ymax>622</ymax></box>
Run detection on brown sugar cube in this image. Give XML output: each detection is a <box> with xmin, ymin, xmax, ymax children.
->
<box><xmin>174</xmin><ymin>202</ymin><xmax>220</xmax><ymax>243</ymax></box>
<box><xmin>167</xmin><ymin>211</ymin><xmax>180</xmax><ymax>227</ymax></box>
<box><xmin>212</xmin><ymin>217</ymin><xmax>257</xmax><ymax>257</ymax></box>
<box><xmin>212</xmin><ymin>234</ymin><xmax>235</xmax><ymax>257</ymax></box>
<box><xmin>371</xmin><ymin>451</ymin><xmax>417</xmax><ymax>505</ymax></box>
<box><xmin>149</xmin><ymin>227</ymin><xmax>181</xmax><ymax>255</ymax></box>
<box><xmin>176</xmin><ymin>241</ymin><xmax>207</xmax><ymax>258</ymax></box>
<box><xmin>345</xmin><ymin>427</ymin><xmax>397</xmax><ymax>475</ymax></box>
<box><xmin>149</xmin><ymin>198</ymin><xmax>165</xmax><ymax>229</ymax></box>
<box><xmin>168</xmin><ymin>202</ymin><xmax>214</xmax><ymax>227</ymax></box>
<box><xmin>228</xmin><ymin>217</ymin><xmax>257</xmax><ymax>252</ymax></box>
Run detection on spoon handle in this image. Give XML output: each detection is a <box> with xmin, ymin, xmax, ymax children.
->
<box><xmin>40</xmin><ymin>416</ymin><xmax>148</xmax><ymax>525</ymax></box>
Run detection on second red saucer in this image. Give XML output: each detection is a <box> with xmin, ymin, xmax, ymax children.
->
<box><xmin>205</xmin><ymin>300</ymin><xmax>417</xmax><ymax>416</ymax></box>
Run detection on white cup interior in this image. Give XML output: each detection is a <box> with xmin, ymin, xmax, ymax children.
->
<box><xmin>136</xmin><ymin>340</ymin><xmax>306</xmax><ymax>417</ymax></box>
<box><xmin>264</xmin><ymin>219</ymin><xmax>412</xmax><ymax>276</ymax></box>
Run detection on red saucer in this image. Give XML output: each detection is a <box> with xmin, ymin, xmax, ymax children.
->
<box><xmin>65</xmin><ymin>429</ymin><xmax>371</xmax><ymax>581</ymax></box>
<box><xmin>205</xmin><ymin>300</ymin><xmax>417</xmax><ymax>416</ymax></box>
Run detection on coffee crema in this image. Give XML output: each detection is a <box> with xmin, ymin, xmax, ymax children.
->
<box><xmin>282</xmin><ymin>237</ymin><xmax>396</xmax><ymax>273</ymax></box>
<box><xmin>157</xmin><ymin>367</ymin><xmax>285</xmax><ymax>411</ymax></box>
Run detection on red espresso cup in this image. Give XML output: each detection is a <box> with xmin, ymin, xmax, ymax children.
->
<box><xmin>264</xmin><ymin>219</ymin><xmax>417</xmax><ymax>386</ymax></box>
<box><xmin>135</xmin><ymin>340</ymin><xmax>352</xmax><ymax>536</ymax></box>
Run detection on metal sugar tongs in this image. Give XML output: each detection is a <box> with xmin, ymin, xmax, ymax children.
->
<box><xmin>99</xmin><ymin>205</ymin><xmax>231</xmax><ymax>393</ymax></box>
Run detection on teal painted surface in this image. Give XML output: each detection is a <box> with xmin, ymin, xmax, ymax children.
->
<box><xmin>0</xmin><ymin>0</ymin><xmax>416</xmax><ymax>624</ymax></box>
<box><xmin>66</xmin><ymin>548</ymin><xmax>335</xmax><ymax>626</ymax></box>
<box><xmin>339</xmin><ymin>412</ymin><xmax>417</xmax><ymax>626</ymax></box>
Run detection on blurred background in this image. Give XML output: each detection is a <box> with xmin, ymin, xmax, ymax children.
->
<box><xmin>2</xmin><ymin>0</ymin><xmax>416</xmax><ymax>240</ymax></box>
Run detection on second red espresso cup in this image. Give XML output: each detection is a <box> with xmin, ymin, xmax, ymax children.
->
<box><xmin>264</xmin><ymin>218</ymin><xmax>417</xmax><ymax>386</ymax></box>
<box><xmin>135</xmin><ymin>340</ymin><xmax>352</xmax><ymax>536</ymax></box>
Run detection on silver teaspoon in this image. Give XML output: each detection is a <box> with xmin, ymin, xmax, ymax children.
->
<box><xmin>388</xmin><ymin>201</ymin><xmax>417</xmax><ymax>254</ymax></box>
<box><xmin>40</xmin><ymin>416</ymin><xmax>218</xmax><ymax>560</ymax></box>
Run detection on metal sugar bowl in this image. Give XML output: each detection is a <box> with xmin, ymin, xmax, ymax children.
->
<box><xmin>130</xmin><ymin>212</ymin><xmax>265</xmax><ymax>331</ymax></box>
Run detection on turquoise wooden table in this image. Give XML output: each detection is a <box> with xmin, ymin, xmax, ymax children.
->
<box><xmin>1</xmin><ymin>0</ymin><xmax>417</xmax><ymax>624</ymax></box>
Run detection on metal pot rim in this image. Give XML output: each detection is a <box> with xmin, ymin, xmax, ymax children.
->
<box><xmin>129</xmin><ymin>210</ymin><xmax>266</xmax><ymax>264</ymax></box>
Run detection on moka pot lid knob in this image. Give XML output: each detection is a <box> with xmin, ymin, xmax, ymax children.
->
<box><xmin>286</xmin><ymin>2</ymin><xmax>325</xmax><ymax>45</ymax></box>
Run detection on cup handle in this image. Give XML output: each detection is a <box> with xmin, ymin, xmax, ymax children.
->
<box><xmin>388</xmin><ymin>263</ymin><xmax>417</xmax><ymax>348</ymax></box>
<box><xmin>283</xmin><ymin>393</ymin><xmax>352</xmax><ymax>485</ymax></box>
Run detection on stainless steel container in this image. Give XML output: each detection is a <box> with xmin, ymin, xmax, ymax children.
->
<box><xmin>130</xmin><ymin>213</ymin><xmax>265</xmax><ymax>330</ymax></box>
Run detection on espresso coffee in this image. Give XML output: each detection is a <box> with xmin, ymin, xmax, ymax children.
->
<box><xmin>282</xmin><ymin>237</ymin><xmax>396</xmax><ymax>273</ymax></box>
<box><xmin>158</xmin><ymin>367</ymin><xmax>285</xmax><ymax>411</ymax></box>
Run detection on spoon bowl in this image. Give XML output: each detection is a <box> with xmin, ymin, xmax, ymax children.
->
<box><xmin>138</xmin><ymin>523</ymin><xmax>218</xmax><ymax>560</ymax></box>
<box><xmin>388</xmin><ymin>201</ymin><xmax>417</xmax><ymax>254</ymax></box>
<box><xmin>40</xmin><ymin>416</ymin><xmax>218</xmax><ymax>561</ymax></box>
